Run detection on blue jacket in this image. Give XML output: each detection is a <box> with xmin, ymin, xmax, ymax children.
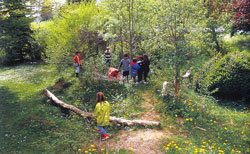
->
<box><xmin>131</xmin><ymin>62</ymin><xmax>140</xmax><ymax>77</ymax></box>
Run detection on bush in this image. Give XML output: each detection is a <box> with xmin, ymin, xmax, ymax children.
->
<box><xmin>195</xmin><ymin>50</ymin><xmax>250</xmax><ymax>101</ymax></box>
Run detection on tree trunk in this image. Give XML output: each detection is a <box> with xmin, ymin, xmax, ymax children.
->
<box><xmin>211</xmin><ymin>26</ymin><xmax>221</xmax><ymax>53</ymax></box>
<box><xmin>174</xmin><ymin>68</ymin><xmax>180</xmax><ymax>99</ymax></box>
<box><xmin>44</xmin><ymin>89</ymin><xmax>161</xmax><ymax>127</ymax></box>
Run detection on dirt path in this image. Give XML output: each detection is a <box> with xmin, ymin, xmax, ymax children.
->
<box><xmin>97</xmin><ymin>91</ymin><xmax>173</xmax><ymax>154</ymax></box>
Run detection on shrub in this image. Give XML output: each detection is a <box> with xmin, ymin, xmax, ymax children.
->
<box><xmin>195</xmin><ymin>50</ymin><xmax>250</xmax><ymax>101</ymax></box>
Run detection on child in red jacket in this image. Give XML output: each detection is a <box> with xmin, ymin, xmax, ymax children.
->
<box><xmin>74</xmin><ymin>51</ymin><xmax>82</xmax><ymax>77</ymax></box>
<box><xmin>109</xmin><ymin>67</ymin><xmax>119</xmax><ymax>80</ymax></box>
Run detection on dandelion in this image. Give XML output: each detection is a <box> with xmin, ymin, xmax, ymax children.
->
<box><xmin>214</xmin><ymin>121</ymin><xmax>216</xmax><ymax>123</ymax></box>
<box><xmin>232</xmin><ymin>149</ymin><xmax>235</xmax><ymax>152</ymax></box>
<box><xmin>166</xmin><ymin>147</ymin><xmax>169</xmax><ymax>150</ymax></box>
<box><xmin>191</xmin><ymin>109</ymin><xmax>194</xmax><ymax>112</ymax></box>
<box><xmin>92</xmin><ymin>149</ymin><xmax>96</xmax><ymax>151</ymax></box>
<box><xmin>101</xmin><ymin>149</ymin><xmax>104</xmax><ymax>151</ymax></box>
<box><xmin>89</xmin><ymin>149</ymin><xmax>92</xmax><ymax>151</ymax></box>
<box><xmin>178</xmin><ymin>148</ymin><xmax>182</xmax><ymax>150</ymax></box>
<box><xmin>90</xmin><ymin>145</ymin><xmax>95</xmax><ymax>148</ymax></box>
<box><xmin>175</xmin><ymin>146</ymin><xmax>179</xmax><ymax>149</ymax></box>
<box><xmin>85</xmin><ymin>151</ymin><xmax>88</xmax><ymax>153</ymax></box>
<box><xmin>190</xmin><ymin>118</ymin><xmax>193</xmax><ymax>121</ymax></box>
<box><xmin>201</xmin><ymin>145</ymin><xmax>205</xmax><ymax>148</ymax></box>
<box><xmin>200</xmin><ymin>149</ymin><xmax>204</xmax><ymax>152</ymax></box>
<box><xmin>171</xmin><ymin>141</ymin><xmax>175</xmax><ymax>143</ymax></box>
<box><xmin>241</xmin><ymin>131</ymin><xmax>244</xmax><ymax>135</ymax></box>
<box><xmin>186</xmin><ymin>118</ymin><xmax>189</xmax><ymax>121</ymax></box>
<box><xmin>129</xmin><ymin>147</ymin><xmax>132</xmax><ymax>150</ymax></box>
<box><xmin>197</xmin><ymin>109</ymin><xmax>200</xmax><ymax>111</ymax></box>
<box><xmin>224</xmin><ymin>127</ymin><xmax>227</xmax><ymax>130</ymax></box>
<box><xmin>78</xmin><ymin>149</ymin><xmax>82</xmax><ymax>152</ymax></box>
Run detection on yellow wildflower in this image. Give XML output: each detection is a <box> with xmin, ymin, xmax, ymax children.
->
<box><xmin>78</xmin><ymin>149</ymin><xmax>82</xmax><ymax>152</ymax></box>
<box><xmin>90</xmin><ymin>145</ymin><xmax>95</xmax><ymax>148</ymax></box>
<box><xmin>191</xmin><ymin>109</ymin><xmax>194</xmax><ymax>112</ymax></box>
<box><xmin>129</xmin><ymin>147</ymin><xmax>132</xmax><ymax>150</ymax></box>
<box><xmin>166</xmin><ymin>147</ymin><xmax>169</xmax><ymax>150</ymax></box>
<box><xmin>101</xmin><ymin>149</ymin><xmax>104</xmax><ymax>151</ymax></box>
<box><xmin>85</xmin><ymin>151</ymin><xmax>88</xmax><ymax>153</ymax></box>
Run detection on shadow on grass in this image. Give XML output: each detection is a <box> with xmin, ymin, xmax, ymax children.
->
<box><xmin>0</xmin><ymin>85</ymin><xmax>21</xmax><ymax>153</ymax></box>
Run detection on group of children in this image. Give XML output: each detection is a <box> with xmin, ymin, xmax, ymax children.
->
<box><xmin>111</xmin><ymin>53</ymin><xmax>150</xmax><ymax>84</ymax></box>
<box><xmin>73</xmin><ymin>49</ymin><xmax>151</xmax><ymax>141</ymax></box>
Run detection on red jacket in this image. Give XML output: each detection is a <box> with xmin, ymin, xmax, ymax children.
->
<box><xmin>74</xmin><ymin>55</ymin><xmax>81</xmax><ymax>66</ymax></box>
<box><xmin>109</xmin><ymin>67</ymin><xmax>119</xmax><ymax>79</ymax></box>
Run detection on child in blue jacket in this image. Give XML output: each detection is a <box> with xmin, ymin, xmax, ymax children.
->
<box><xmin>131</xmin><ymin>58</ymin><xmax>140</xmax><ymax>83</ymax></box>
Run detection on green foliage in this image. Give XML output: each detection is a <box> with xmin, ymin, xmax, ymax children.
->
<box><xmin>0</xmin><ymin>0</ymin><xmax>37</xmax><ymax>64</ymax></box>
<box><xmin>41</xmin><ymin>2</ymin><xmax>101</xmax><ymax>70</ymax></box>
<box><xmin>224</xmin><ymin>34</ymin><xmax>250</xmax><ymax>52</ymax></box>
<box><xmin>157</xmin><ymin>88</ymin><xmax>250</xmax><ymax>154</ymax></box>
<box><xmin>196</xmin><ymin>50</ymin><xmax>250</xmax><ymax>101</ymax></box>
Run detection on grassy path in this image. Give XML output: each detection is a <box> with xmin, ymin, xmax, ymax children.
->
<box><xmin>97</xmin><ymin>91</ymin><xmax>173</xmax><ymax>154</ymax></box>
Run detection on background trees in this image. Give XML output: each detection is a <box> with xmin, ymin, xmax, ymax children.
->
<box><xmin>0</xmin><ymin>0</ymin><xmax>34</xmax><ymax>64</ymax></box>
<box><xmin>231</xmin><ymin>0</ymin><xmax>250</xmax><ymax>35</ymax></box>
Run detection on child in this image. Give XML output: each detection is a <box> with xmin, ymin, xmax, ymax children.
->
<box><xmin>104</xmin><ymin>47</ymin><xmax>111</xmax><ymax>66</ymax></box>
<box><xmin>109</xmin><ymin>67</ymin><xmax>119</xmax><ymax>80</ymax></box>
<box><xmin>118</xmin><ymin>53</ymin><xmax>130</xmax><ymax>83</ymax></box>
<box><xmin>137</xmin><ymin>56</ymin><xmax>144</xmax><ymax>83</ymax></box>
<box><xmin>94</xmin><ymin>92</ymin><xmax>111</xmax><ymax>141</ymax></box>
<box><xmin>131</xmin><ymin>58</ymin><xmax>140</xmax><ymax>83</ymax></box>
<box><xmin>73</xmin><ymin>51</ymin><xmax>82</xmax><ymax>77</ymax></box>
<box><xmin>143</xmin><ymin>54</ymin><xmax>150</xmax><ymax>83</ymax></box>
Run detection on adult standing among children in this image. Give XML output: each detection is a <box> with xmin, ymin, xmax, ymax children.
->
<box><xmin>137</xmin><ymin>55</ymin><xmax>144</xmax><ymax>83</ymax></box>
<box><xmin>94</xmin><ymin>92</ymin><xmax>111</xmax><ymax>141</ymax></box>
<box><xmin>143</xmin><ymin>54</ymin><xmax>150</xmax><ymax>83</ymax></box>
<box><xmin>74</xmin><ymin>51</ymin><xmax>82</xmax><ymax>77</ymax></box>
<box><xmin>118</xmin><ymin>53</ymin><xmax>130</xmax><ymax>83</ymax></box>
<box><xmin>104</xmin><ymin>47</ymin><xmax>111</xmax><ymax>66</ymax></box>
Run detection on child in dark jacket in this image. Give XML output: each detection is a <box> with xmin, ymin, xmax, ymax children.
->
<box><xmin>131</xmin><ymin>58</ymin><xmax>140</xmax><ymax>83</ymax></box>
<box><xmin>137</xmin><ymin>56</ymin><xmax>144</xmax><ymax>83</ymax></box>
<box><xmin>143</xmin><ymin>54</ymin><xmax>150</xmax><ymax>82</ymax></box>
<box><xmin>118</xmin><ymin>54</ymin><xmax>130</xmax><ymax>83</ymax></box>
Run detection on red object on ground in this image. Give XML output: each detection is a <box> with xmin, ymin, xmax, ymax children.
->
<box><xmin>109</xmin><ymin>67</ymin><xmax>119</xmax><ymax>79</ymax></box>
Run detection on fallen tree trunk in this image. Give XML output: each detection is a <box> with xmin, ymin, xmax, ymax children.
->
<box><xmin>44</xmin><ymin>89</ymin><xmax>161</xmax><ymax>127</ymax></box>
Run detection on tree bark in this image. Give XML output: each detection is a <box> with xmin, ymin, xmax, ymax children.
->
<box><xmin>44</xmin><ymin>89</ymin><xmax>161</xmax><ymax>127</ymax></box>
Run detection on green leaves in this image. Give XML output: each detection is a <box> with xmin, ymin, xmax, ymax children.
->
<box><xmin>196</xmin><ymin>50</ymin><xmax>250</xmax><ymax>101</ymax></box>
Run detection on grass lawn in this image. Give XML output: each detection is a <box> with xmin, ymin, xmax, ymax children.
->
<box><xmin>0</xmin><ymin>64</ymin><xmax>63</xmax><ymax>153</ymax></box>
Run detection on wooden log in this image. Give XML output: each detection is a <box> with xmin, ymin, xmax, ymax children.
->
<box><xmin>43</xmin><ymin>89</ymin><xmax>161</xmax><ymax>127</ymax></box>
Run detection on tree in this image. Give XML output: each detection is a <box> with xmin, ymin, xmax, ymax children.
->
<box><xmin>231</xmin><ymin>0</ymin><xmax>250</xmax><ymax>35</ymax></box>
<box><xmin>40</xmin><ymin>0</ymin><xmax>54</xmax><ymax>21</ymax></box>
<box><xmin>204</xmin><ymin>0</ymin><xmax>231</xmax><ymax>54</ymax></box>
<box><xmin>151</xmin><ymin>0</ymin><xmax>206</xmax><ymax>98</ymax></box>
<box><xmin>0</xmin><ymin>0</ymin><xmax>34</xmax><ymax>64</ymax></box>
